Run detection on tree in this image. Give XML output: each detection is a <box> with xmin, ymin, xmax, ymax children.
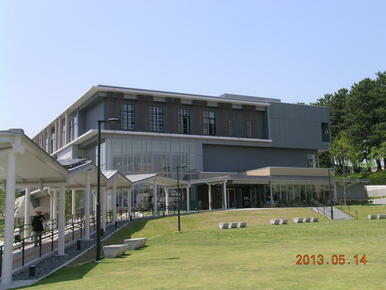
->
<box><xmin>313</xmin><ymin>88</ymin><xmax>349</xmax><ymax>139</ymax></box>
<box><xmin>345</xmin><ymin>73</ymin><xmax>386</xmax><ymax>170</ymax></box>
<box><xmin>329</xmin><ymin>131</ymin><xmax>362</xmax><ymax>175</ymax></box>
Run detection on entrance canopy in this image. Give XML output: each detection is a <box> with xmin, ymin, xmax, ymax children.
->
<box><xmin>196</xmin><ymin>167</ymin><xmax>331</xmax><ymax>185</ymax></box>
<box><xmin>0</xmin><ymin>129</ymin><xmax>68</xmax><ymax>188</ymax></box>
<box><xmin>126</xmin><ymin>173</ymin><xmax>188</xmax><ymax>188</ymax></box>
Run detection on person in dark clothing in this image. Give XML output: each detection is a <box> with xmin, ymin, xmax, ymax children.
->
<box><xmin>31</xmin><ymin>211</ymin><xmax>45</xmax><ymax>246</ymax></box>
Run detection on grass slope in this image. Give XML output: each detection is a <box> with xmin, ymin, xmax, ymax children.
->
<box><xmin>24</xmin><ymin>207</ymin><xmax>386</xmax><ymax>289</ymax></box>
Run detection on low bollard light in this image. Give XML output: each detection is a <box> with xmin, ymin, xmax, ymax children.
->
<box><xmin>77</xmin><ymin>240</ymin><xmax>82</xmax><ymax>250</ymax></box>
<box><xmin>29</xmin><ymin>265</ymin><xmax>36</xmax><ymax>277</ymax></box>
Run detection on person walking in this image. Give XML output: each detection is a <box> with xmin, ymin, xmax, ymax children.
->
<box><xmin>32</xmin><ymin>210</ymin><xmax>45</xmax><ymax>247</ymax></box>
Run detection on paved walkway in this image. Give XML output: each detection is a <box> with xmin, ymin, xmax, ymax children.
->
<box><xmin>3</xmin><ymin>219</ymin><xmax>130</xmax><ymax>289</ymax></box>
<box><xmin>313</xmin><ymin>206</ymin><xmax>353</xmax><ymax>220</ymax></box>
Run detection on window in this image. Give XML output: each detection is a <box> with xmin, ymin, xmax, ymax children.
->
<box><xmin>50</xmin><ymin>127</ymin><xmax>56</xmax><ymax>153</ymax></box>
<box><xmin>246</xmin><ymin>120</ymin><xmax>252</xmax><ymax>137</ymax></box>
<box><xmin>44</xmin><ymin>131</ymin><xmax>49</xmax><ymax>152</ymax></box>
<box><xmin>228</xmin><ymin>120</ymin><xmax>233</xmax><ymax>136</ymax></box>
<box><xmin>60</xmin><ymin>118</ymin><xmax>66</xmax><ymax>147</ymax></box>
<box><xmin>203</xmin><ymin>111</ymin><xmax>216</xmax><ymax>135</ymax></box>
<box><xmin>150</xmin><ymin>106</ymin><xmax>164</xmax><ymax>132</ymax></box>
<box><xmin>69</xmin><ymin>112</ymin><xmax>78</xmax><ymax>141</ymax></box>
<box><xmin>177</xmin><ymin>108</ymin><xmax>191</xmax><ymax>134</ymax></box>
<box><xmin>321</xmin><ymin>122</ymin><xmax>330</xmax><ymax>142</ymax></box>
<box><xmin>121</xmin><ymin>103</ymin><xmax>135</xmax><ymax>130</ymax></box>
<box><xmin>307</xmin><ymin>154</ymin><xmax>318</xmax><ymax>168</ymax></box>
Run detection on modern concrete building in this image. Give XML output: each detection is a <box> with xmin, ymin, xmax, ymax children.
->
<box><xmin>33</xmin><ymin>85</ymin><xmax>332</xmax><ymax>210</ymax></box>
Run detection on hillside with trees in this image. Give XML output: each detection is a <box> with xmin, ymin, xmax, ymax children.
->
<box><xmin>313</xmin><ymin>71</ymin><xmax>386</xmax><ymax>182</ymax></box>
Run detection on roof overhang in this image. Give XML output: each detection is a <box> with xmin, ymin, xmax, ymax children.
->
<box><xmin>245</xmin><ymin>167</ymin><xmax>333</xmax><ymax>177</ymax></box>
<box><xmin>0</xmin><ymin>129</ymin><xmax>68</xmax><ymax>188</ymax></box>
<box><xmin>103</xmin><ymin>170</ymin><xmax>132</xmax><ymax>189</ymax></box>
<box><xmin>126</xmin><ymin>173</ymin><xmax>188</xmax><ymax>188</ymax></box>
<box><xmin>68</xmin><ymin>160</ymin><xmax>107</xmax><ymax>188</ymax></box>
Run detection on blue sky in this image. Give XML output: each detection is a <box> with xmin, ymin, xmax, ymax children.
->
<box><xmin>1</xmin><ymin>0</ymin><xmax>385</xmax><ymax>137</ymax></box>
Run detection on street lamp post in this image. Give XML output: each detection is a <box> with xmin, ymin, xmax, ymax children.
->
<box><xmin>328</xmin><ymin>168</ymin><xmax>335</xmax><ymax>220</ymax></box>
<box><xmin>176</xmin><ymin>165</ymin><xmax>187</xmax><ymax>232</ymax></box>
<box><xmin>96</xmin><ymin>118</ymin><xmax>120</xmax><ymax>262</ymax></box>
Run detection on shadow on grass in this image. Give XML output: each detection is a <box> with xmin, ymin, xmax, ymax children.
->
<box><xmin>28</xmin><ymin>219</ymin><xmax>153</xmax><ymax>287</ymax></box>
<box><xmin>19</xmin><ymin>261</ymin><xmax>98</xmax><ymax>288</ymax></box>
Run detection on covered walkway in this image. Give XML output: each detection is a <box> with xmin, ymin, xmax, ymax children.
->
<box><xmin>0</xmin><ymin>129</ymin><xmax>68</xmax><ymax>286</ymax></box>
<box><xmin>0</xmin><ymin>129</ymin><xmax>190</xmax><ymax>286</ymax></box>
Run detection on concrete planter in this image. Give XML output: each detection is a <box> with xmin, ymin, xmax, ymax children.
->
<box><xmin>237</xmin><ymin>222</ymin><xmax>247</xmax><ymax>228</ymax></box>
<box><xmin>230</xmin><ymin>222</ymin><xmax>238</xmax><ymax>228</ymax></box>
<box><xmin>124</xmin><ymin>238</ymin><xmax>147</xmax><ymax>250</ymax></box>
<box><xmin>293</xmin><ymin>217</ymin><xmax>304</xmax><ymax>223</ymax></box>
<box><xmin>368</xmin><ymin>214</ymin><xmax>378</xmax><ymax>219</ymax></box>
<box><xmin>218</xmin><ymin>223</ymin><xmax>230</xmax><ymax>229</ymax></box>
<box><xmin>103</xmin><ymin>245</ymin><xmax>126</xmax><ymax>258</ymax></box>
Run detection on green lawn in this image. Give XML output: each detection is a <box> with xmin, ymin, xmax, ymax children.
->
<box><xmin>24</xmin><ymin>207</ymin><xmax>386</xmax><ymax>289</ymax></box>
<box><xmin>349</xmin><ymin>204</ymin><xmax>386</xmax><ymax>219</ymax></box>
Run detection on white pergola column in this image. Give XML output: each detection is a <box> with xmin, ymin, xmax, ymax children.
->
<box><xmin>84</xmin><ymin>171</ymin><xmax>91</xmax><ymax>239</ymax></box>
<box><xmin>127</xmin><ymin>187</ymin><xmax>132</xmax><ymax>219</ymax></box>
<box><xmin>92</xmin><ymin>190</ymin><xmax>97</xmax><ymax>213</ymax></box>
<box><xmin>208</xmin><ymin>184</ymin><xmax>212</xmax><ymax>211</ymax></box>
<box><xmin>153</xmin><ymin>183</ymin><xmax>158</xmax><ymax>217</ymax></box>
<box><xmin>24</xmin><ymin>188</ymin><xmax>31</xmax><ymax>238</ymax></box>
<box><xmin>57</xmin><ymin>184</ymin><xmax>66</xmax><ymax>255</ymax></box>
<box><xmin>101</xmin><ymin>187</ymin><xmax>106</xmax><ymax>231</ymax></box>
<box><xmin>186</xmin><ymin>186</ymin><xmax>190</xmax><ymax>212</ymax></box>
<box><xmin>52</xmin><ymin>190</ymin><xmax>57</xmax><ymax>221</ymax></box>
<box><xmin>49</xmin><ymin>191</ymin><xmax>54</xmax><ymax>220</ymax></box>
<box><xmin>112</xmin><ymin>179</ymin><xmax>117</xmax><ymax>222</ymax></box>
<box><xmin>270</xmin><ymin>182</ymin><xmax>274</xmax><ymax>205</ymax></box>
<box><xmin>165</xmin><ymin>187</ymin><xmax>169</xmax><ymax>215</ymax></box>
<box><xmin>71</xmin><ymin>189</ymin><xmax>76</xmax><ymax>217</ymax></box>
<box><xmin>1</xmin><ymin>150</ymin><xmax>16</xmax><ymax>285</ymax></box>
<box><xmin>223</xmin><ymin>181</ymin><xmax>227</xmax><ymax>210</ymax></box>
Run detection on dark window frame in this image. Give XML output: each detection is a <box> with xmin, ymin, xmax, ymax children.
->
<box><xmin>228</xmin><ymin>120</ymin><xmax>233</xmax><ymax>136</ymax></box>
<box><xmin>177</xmin><ymin>108</ymin><xmax>191</xmax><ymax>134</ymax></box>
<box><xmin>121</xmin><ymin>103</ymin><xmax>136</xmax><ymax>131</ymax></box>
<box><xmin>246</xmin><ymin>120</ymin><xmax>252</xmax><ymax>138</ymax></box>
<box><xmin>203</xmin><ymin>111</ymin><xmax>216</xmax><ymax>135</ymax></box>
<box><xmin>150</xmin><ymin>105</ymin><xmax>164</xmax><ymax>132</ymax></box>
<box><xmin>50</xmin><ymin>126</ymin><xmax>56</xmax><ymax>153</ymax></box>
<box><xmin>321</xmin><ymin>122</ymin><xmax>330</xmax><ymax>142</ymax></box>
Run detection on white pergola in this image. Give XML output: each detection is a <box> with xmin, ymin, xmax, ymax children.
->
<box><xmin>103</xmin><ymin>170</ymin><xmax>132</xmax><ymax>222</ymax></box>
<box><xmin>126</xmin><ymin>173</ymin><xmax>189</xmax><ymax>216</ymax></box>
<box><xmin>0</xmin><ymin>129</ymin><xmax>68</xmax><ymax>286</ymax></box>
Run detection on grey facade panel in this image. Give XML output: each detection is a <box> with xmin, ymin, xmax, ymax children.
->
<box><xmin>81</xmin><ymin>100</ymin><xmax>105</xmax><ymax>134</ymax></box>
<box><xmin>269</xmin><ymin>102</ymin><xmax>330</xmax><ymax>150</ymax></box>
<box><xmin>202</xmin><ymin>144</ymin><xmax>316</xmax><ymax>172</ymax></box>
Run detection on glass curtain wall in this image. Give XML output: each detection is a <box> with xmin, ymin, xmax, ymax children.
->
<box><xmin>270</xmin><ymin>183</ymin><xmax>330</xmax><ymax>207</ymax></box>
<box><xmin>104</xmin><ymin>136</ymin><xmax>200</xmax><ymax>179</ymax></box>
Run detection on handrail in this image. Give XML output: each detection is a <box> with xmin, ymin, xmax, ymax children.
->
<box><xmin>0</xmin><ymin>210</ymin><xmax>131</xmax><ymax>277</ymax></box>
<box><xmin>310</xmin><ymin>199</ymin><xmax>326</xmax><ymax>217</ymax></box>
<box><xmin>332</xmin><ymin>198</ymin><xmax>356</xmax><ymax>219</ymax></box>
